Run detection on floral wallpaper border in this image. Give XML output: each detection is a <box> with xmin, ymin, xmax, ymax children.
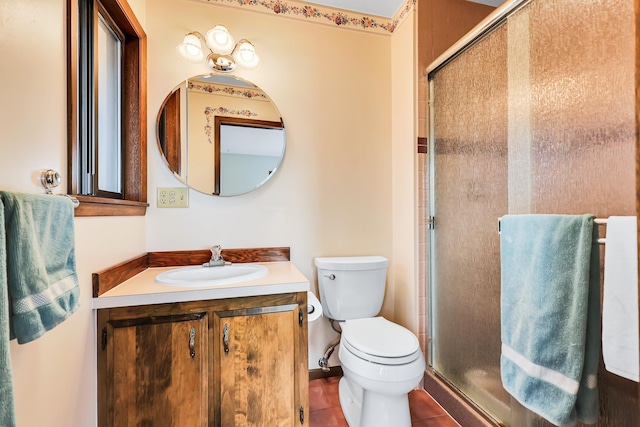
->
<box><xmin>189</xmin><ymin>81</ymin><xmax>269</xmax><ymax>101</ymax></box>
<box><xmin>204</xmin><ymin>106</ymin><xmax>259</xmax><ymax>144</ymax></box>
<box><xmin>191</xmin><ymin>0</ymin><xmax>416</xmax><ymax>34</ymax></box>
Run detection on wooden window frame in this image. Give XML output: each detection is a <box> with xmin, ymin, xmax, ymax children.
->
<box><xmin>67</xmin><ymin>0</ymin><xmax>148</xmax><ymax>216</ymax></box>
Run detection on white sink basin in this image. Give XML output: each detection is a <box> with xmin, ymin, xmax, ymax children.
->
<box><xmin>155</xmin><ymin>264</ymin><xmax>269</xmax><ymax>287</ymax></box>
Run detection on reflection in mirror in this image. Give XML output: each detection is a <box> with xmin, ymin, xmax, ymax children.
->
<box><xmin>215</xmin><ymin>117</ymin><xmax>284</xmax><ymax>196</ymax></box>
<box><xmin>157</xmin><ymin>75</ymin><xmax>285</xmax><ymax>196</ymax></box>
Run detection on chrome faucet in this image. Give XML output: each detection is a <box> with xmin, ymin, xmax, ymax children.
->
<box><xmin>203</xmin><ymin>245</ymin><xmax>226</xmax><ymax>267</ymax></box>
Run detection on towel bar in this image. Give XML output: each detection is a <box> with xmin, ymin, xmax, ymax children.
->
<box><xmin>594</xmin><ymin>219</ymin><xmax>607</xmax><ymax>244</ymax></box>
<box><xmin>0</xmin><ymin>169</ymin><xmax>80</xmax><ymax>209</ymax></box>
<box><xmin>61</xmin><ymin>194</ymin><xmax>80</xmax><ymax>208</ymax></box>
<box><xmin>0</xmin><ymin>192</ymin><xmax>79</xmax><ymax>209</ymax></box>
<box><xmin>498</xmin><ymin>216</ymin><xmax>608</xmax><ymax>245</ymax></box>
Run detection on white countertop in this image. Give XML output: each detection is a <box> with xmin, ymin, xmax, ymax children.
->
<box><xmin>92</xmin><ymin>261</ymin><xmax>310</xmax><ymax>309</ymax></box>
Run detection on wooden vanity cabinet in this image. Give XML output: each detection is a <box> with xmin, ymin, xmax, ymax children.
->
<box><xmin>99</xmin><ymin>310</ymin><xmax>209</xmax><ymax>427</ymax></box>
<box><xmin>97</xmin><ymin>292</ymin><xmax>309</xmax><ymax>427</ymax></box>
<box><xmin>214</xmin><ymin>301</ymin><xmax>302</xmax><ymax>426</ymax></box>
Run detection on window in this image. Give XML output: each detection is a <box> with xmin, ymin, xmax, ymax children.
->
<box><xmin>68</xmin><ymin>0</ymin><xmax>148</xmax><ymax>216</ymax></box>
<box><xmin>96</xmin><ymin>12</ymin><xmax>123</xmax><ymax>196</ymax></box>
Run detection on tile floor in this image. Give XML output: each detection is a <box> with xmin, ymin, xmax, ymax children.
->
<box><xmin>309</xmin><ymin>376</ymin><xmax>460</xmax><ymax>427</ymax></box>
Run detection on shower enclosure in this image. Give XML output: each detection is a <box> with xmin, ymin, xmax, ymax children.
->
<box><xmin>427</xmin><ymin>0</ymin><xmax>638</xmax><ymax>425</ymax></box>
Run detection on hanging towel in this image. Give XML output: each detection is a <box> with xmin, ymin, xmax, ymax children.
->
<box><xmin>500</xmin><ymin>214</ymin><xmax>599</xmax><ymax>427</ymax></box>
<box><xmin>602</xmin><ymin>216</ymin><xmax>639</xmax><ymax>382</ymax></box>
<box><xmin>0</xmin><ymin>197</ymin><xmax>16</xmax><ymax>427</ymax></box>
<box><xmin>0</xmin><ymin>191</ymin><xmax>79</xmax><ymax>344</ymax></box>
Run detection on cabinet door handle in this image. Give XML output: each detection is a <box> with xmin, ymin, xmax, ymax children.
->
<box><xmin>189</xmin><ymin>326</ymin><xmax>196</xmax><ymax>360</ymax></box>
<box><xmin>223</xmin><ymin>323</ymin><xmax>230</xmax><ymax>356</ymax></box>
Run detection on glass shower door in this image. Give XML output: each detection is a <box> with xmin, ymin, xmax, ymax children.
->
<box><xmin>428</xmin><ymin>20</ymin><xmax>511</xmax><ymax>425</ymax></box>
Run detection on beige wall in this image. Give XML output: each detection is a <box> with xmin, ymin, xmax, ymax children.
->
<box><xmin>391</xmin><ymin>9</ymin><xmax>418</xmax><ymax>332</ymax></box>
<box><xmin>0</xmin><ymin>0</ymin><xmax>415</xmax><ymax>424</ymax></box>
<box><xmin>0</xmin><ymin>1</ymin><xmax>148</xmax><ymax>426</ymax></box>
<box><xmin>146</xmin><ymin>0</ymin><xmax>394</xmax><ymax>278</ymax></box>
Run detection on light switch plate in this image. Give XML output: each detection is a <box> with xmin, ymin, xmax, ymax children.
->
<box><xmin>157</xmin><ymin>187</ymin><xmax>189</xmax><ymax>208</ymax></box>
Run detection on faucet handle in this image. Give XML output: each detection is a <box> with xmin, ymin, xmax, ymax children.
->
<box><xmin>203</xmin><ymin>245</ymin><xmax>226</xmax><ymax>267</ymax></box>
<box><xmin>211</xmin><ymin>245</ymin><xmax>222</xmax><ymax>261</ymax></box>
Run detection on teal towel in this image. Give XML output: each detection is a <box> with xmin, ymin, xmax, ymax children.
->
<box><xmin>500</xmin><ymin>214</ymin><xmax>599</xmax><ymax>426</ymax></box>
<box><xmin>0</xmin><ymin>192</ymin><xmax>80</xmax><ymax>344</ymax></box>
<box><xmin>0</xmin><ymin>197</ymin><xmax>16</xmax><ymax>426</ymax></box>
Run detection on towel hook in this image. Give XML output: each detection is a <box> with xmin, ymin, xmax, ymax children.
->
<box><xmin>39</xmin><ymin>169</ymin><xmax>80</xmax><ymax>208</ymax></box>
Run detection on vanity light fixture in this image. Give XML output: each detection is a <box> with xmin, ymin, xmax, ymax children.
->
<box><xmin>176</xmin><ymin>25</ymin><xmax>260</xmax><ymax>73</ymax></box>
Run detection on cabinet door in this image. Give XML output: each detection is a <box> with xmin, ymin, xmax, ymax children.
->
<box><xmin>215</xmin><ymin>304</ymin><xmax>302</xmax><ymax>427</ymax></box>
<box><xmin>102</xmin><ymin>313</ymin><xmax>208</xmax><ymax>427</ymax></box>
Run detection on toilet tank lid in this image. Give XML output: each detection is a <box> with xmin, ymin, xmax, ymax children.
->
<box><xmin>314</xmin><ymin>256</ymin><xmax>388</xmax><ymax>270</ymax></box>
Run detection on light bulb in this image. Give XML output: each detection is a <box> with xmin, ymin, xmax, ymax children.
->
<box><xmin>205</xmin><ymin>25</ymin><xmax>235</xmax><ymax>55</ymax></box>
<box><xmin>214</xmin><ymin>32</ymin><xmax>228</xmax><ymax>45</ymax></box>
<box><xmin>233</xmin><ymin>40</ymin><xmax>260</xmax><ymax>69</ymax></box>
<box><xmin>176</xmin><ymin>34</ymin><xmax>204</xmax><ymax>63</ymax></box>
<box><xmin>185</xmin><ymin>43</ymin><xmax>199</xmax><ymax>56</ymax></box>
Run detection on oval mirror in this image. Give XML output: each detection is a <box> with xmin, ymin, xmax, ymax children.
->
<box><xmin>157</xmin><ymin>74</ymin><xmax>285</xmax><ymax>196</ymax></box>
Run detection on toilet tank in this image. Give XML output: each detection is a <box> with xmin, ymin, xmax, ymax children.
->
<box><xmin>314</xmin><ymin>256</ymin><xmax>388</xmax><ymax>321</ymax></box>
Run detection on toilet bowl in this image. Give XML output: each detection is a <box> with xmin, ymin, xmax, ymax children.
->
<box><xmin>315</xmin><ymin>256</ymin><xmax>425</xmax><ymax>427</ymax></box>
<box><xmin>337</xmin><ymin>317</ymin><xmax>425</xmax><ymax>427</ymax></box>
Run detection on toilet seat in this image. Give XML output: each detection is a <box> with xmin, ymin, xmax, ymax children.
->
<box><xmin>341</xmin><ymin>317</ymin><xmax>421</xmax><ymax>365</ymax></box>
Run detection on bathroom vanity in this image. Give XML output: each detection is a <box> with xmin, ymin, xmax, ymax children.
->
<box><xmin>92</xmin><ymin>248</ymin><xmax>309</xmax><ymax>427</ymax></box>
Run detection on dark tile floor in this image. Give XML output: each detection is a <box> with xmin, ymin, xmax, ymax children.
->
<box><xmin>309</xmin><ymin>376</ymin><xmax>460</xmax><ymax>427</ymax></box>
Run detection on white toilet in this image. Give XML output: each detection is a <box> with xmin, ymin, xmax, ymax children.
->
<box><xmin>315</xmin><ymin>256</ymin><xmax>425</xmax><ymax>427</ymax></box>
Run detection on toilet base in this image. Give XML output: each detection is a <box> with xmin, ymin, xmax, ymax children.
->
<box><xmin>339</xmin><ymin>376</ymin><xmax>362</xmax><ymax>427</ymax></box>
<box><xmin>338</xmin><ymin>376</ymin><xmax>412</xmax><ymax>427</ymax></box>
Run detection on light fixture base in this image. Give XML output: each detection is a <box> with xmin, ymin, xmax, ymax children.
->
<box><xmin>206</xmin><ymin>52</ymin><xmax>237</xmax><ymax>73</ymax></box>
